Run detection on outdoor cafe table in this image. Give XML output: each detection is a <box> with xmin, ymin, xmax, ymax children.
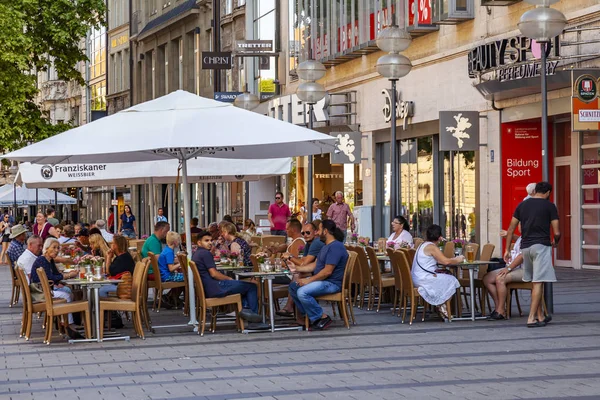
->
<box><xmin>234</xmin><ymin>271</ymin><xmax>303</xmax><ymax>334</ymax></box>
<box><xmin>63</xmin><ymin>278</ymin><xmax>129</xmax><ymax>343</ymax></box>
<box><xmin>444</xmin><ymin>260</ymin><xmax>500</xmax><ymax>322</ymax></box>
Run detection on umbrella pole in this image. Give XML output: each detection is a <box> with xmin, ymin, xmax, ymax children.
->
<box><xmin>181</xmin><ymin>157</ymin><xmax>198</xmax><ymax>326</ymax></box>
<box><xmin>149</xmin><ymin>177</ymin><xmax>155</xmax><ymax>235</ymax></box>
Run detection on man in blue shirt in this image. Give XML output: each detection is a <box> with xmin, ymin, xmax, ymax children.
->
<box><xmin>192</xmin><ymin>231</ymin><xmax>262</xmax><ymax>323</ymax></box>
<box><xmin>288</xmin><ymin>220</ymin><xmax>348</xmax><ymax>330</ymax></box>
<box><xmin>155</xmin><ymin>208</ymin><xmax>168</xmax><ymax>224</ymax></box>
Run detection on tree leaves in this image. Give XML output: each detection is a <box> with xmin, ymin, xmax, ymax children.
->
<box><xmin>0</xmin><ymin>0</ymin><xmax>105</xmax><ymax>153</ymax></box>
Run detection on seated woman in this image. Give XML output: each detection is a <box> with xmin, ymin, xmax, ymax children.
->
<box><xmin>99</xmin><ymin>235</ymin><xmax>136</xmax><ymax>297</ymax></box>
<box><xmin>244</xmin><ymin>219</ymin><xmax>257</xmax><ymax>236</ymax></box>
<box><xmin>411</xmin><ymin>224</ymin><xmax>463</xmax><ymax>319</ymax></box>
<box><xmin>388</xmin><ymin>215</ymin><xmax>414</xmax><ymax>248</ymax></box>
<box><xmin>30</xmin><ymin>237</ymin><xmax>81</xmax><ymax>339</ymax></box>
<box><xmin>89</xmin><ymin>233</ymin><xmax>110</xmax><ymax>273</ymax></box>
<box><xmin>220</xmin><ymin>221</ymin><xmax>252</xmax><ymax>266</ymax></box>
<box><xmin>483</xmin><ymin>236</ymin><xmax>524</xmax><ymax>320</ymax></box>
<box><xmin>158</xmin><ymin>231</ymin><xmax>184</xmax><ymax>282</ymax></box>
<box><xmin>58</xmin><ymin>225</ymin><xmax>77</xmax><ymax>244</ymax></box>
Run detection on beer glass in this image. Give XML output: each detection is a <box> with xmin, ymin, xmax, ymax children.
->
<box><xmin>465</xmin><ymin>244</ymin><xmax>476</xmax><ymax>263</ymax></box>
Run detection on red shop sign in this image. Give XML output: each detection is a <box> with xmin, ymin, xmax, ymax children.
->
<box><xmin>501</xmin><ymin>122</ymin><xmax>553</xmax><ymax>248</ymax></box>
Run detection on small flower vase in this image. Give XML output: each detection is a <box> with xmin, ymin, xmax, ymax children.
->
<box><xmin>259</xmin><ymin>263</ymin><xmax>266</xmax><ymax>272</ymax></box>
<box><xmin>454</xmin><ymin>247</ymin><xmax>463</xmax><ymax>257</ymax></box>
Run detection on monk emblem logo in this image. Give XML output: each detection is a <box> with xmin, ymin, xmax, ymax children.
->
<box><xmin>445</xmin><ymin>113</ymin><xmax>473</xmax><ymax>149</ymax></box>
<box><xmin>41</xmin><ymin>165</ymin><xmax>53</xmax><ymax>180</ymax></box>
<box><xmin>335</xmin><ymin>133</ymin><xmax>356</xmax><ymax>162</ymax></box>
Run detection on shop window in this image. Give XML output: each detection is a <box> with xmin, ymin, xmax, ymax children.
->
<box><xmin>432</xmin><ymin>0</ymin><xmax>474</xmax><ymax>25</ymax></box>
<box><xmin>555</xmin><ymin>121</ymin><xmax>571</xmax><ymax>158</ymax></box>
<box><xmin>442</xmin><ymin>150</ymin><xmax>476</xmax><ymax>241</ymax></box>
<box><xmin>406</xmin><ymin>0</ymin><xmax>439</xmax><ymax>36</ymax></box>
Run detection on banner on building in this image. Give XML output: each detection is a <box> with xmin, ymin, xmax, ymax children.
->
<box><xmin>500</xmin><ymin>122</ymin><xmax>554</xmax><ymax>250</ymax></box>
<box><xmin>235</xmin><ymin>40</ymin><xmax>273</xmax><ymax>53</ymax></box>
<box><xmin>572</xmin><ymin>70</ymin><xmax>600</xmax><ymax>131</ymax></box>
<box><xmin>201</xmin><ymin>52</ymin><xmax>232</xmax><ymax>70</ymax></box>
<box><xmin>439</xmin><ymin>111</ymin><xmax>480</xmax><ymax>151</ymax></box>
<box><xmin>330</xmin><ymin>132</ymin><xmax>361</xmax><ymax>164</ymax></box>
<box><xmin>214</xmin><ymin>92</ymin><xmax>242</xmax><ymax>103</ymax></box>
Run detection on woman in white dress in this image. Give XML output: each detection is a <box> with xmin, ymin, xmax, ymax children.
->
<box><xmin>411</xmin><ymin>224</ymin><xmax>463</xmax><ymax>319</ymax></box>
<box><xmin>388</xmin><ymin>215</ymin><xmax>413</xmax><ymax>248</ymax></box>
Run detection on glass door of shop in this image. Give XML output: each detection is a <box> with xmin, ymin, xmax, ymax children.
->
<box><xmin>581</xmin><ymin>131</ymin><xmax>600</xmax><ymax>270</ymax></box>
<box><xmin>553</xmin><ymin>120</ymin><xmax>578</xmax><ymax>268</ymax></box>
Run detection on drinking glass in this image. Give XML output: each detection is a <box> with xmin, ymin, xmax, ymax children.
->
<box><xmin>465</xmin><ymin>244</ymin><xmax>476</xmax><ymax>263</ymax></box>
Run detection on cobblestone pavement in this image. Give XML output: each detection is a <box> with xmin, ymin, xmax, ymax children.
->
<box><xmin>1</xmin><ymin>266</ymin><xmax>600</xmax><ymax>400</ymax></box>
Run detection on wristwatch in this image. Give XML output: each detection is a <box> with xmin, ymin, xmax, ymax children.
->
<box><xmin>507</xmin><ymin>267</ymin><xmax>513</xmax><ymax>273</ymax></box>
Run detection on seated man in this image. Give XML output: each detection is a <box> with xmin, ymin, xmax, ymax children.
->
<box><xmin>141</xmin><ymin>221</ymin><xmax>170</xmax><ymax>280</ymax></box>
<box><xmin>16</xmin><ymin>235</ymin><xmax>43</xmax><ymax>283</ymax></box>
<box><xmin>483</xmin><ymin>236</ymin><xmax>524</xmax><ymax>320</ymax></box>
<box><xmin>288</xmin><ymin>220</ymin><xmax>348</xmax><ymax>330</ymax></box>
<box><xmin>58</xmin><ymin>225</ymin><xmax>77</xmax><ymax>244</ymax></box>
<box><xmin>192</xmin><ymin>230</ymin><xmax>262</xmax><ymax>323</ymax></box>
<box><xmin>96</xmin><ymin>219</ymin><xmax>114</xmax><ymax>243</ymax></box>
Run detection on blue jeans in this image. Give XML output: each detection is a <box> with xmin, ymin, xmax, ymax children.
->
<box><xmin>99</xmin><ymin>284</ymin><xmax>118</xmax><ymax>297</ymax></box>
<box><xmin>121</xmin><ymin>229</ymin><xmax>136</xmax><ymax>239</ymax></box>
<box><xmin>219</xmin><ymin>280</ymin><xmax>258</xmax><ymax>314</ymax></box>
<box><xmin>270</xmin><ymin>230</ymin><xmax>286</xmax><ymax>236</ymax></box>
<box><xmin>288</xmin><ymin>281</ymin><xmax>341</xmax><ymax>323</ymax></box>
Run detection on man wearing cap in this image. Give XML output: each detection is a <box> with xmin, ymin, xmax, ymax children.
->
<box><xmin>7</xmin><ymin>225</ymin><xmax>28</xmax><ymax>265</ymax></box>
<box><xmin>95</xmin><ymin>219</ymin><xmax>114</xmax><ymax>243</ymax></box>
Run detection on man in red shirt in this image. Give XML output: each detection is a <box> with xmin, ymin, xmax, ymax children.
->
<box><xmin>268</xmin><ymin>191</ymin><xmax>291</xmax><ymax>236</ymax></box>
<box><xmin>326</xmin><ymin>191</ymin><xmax>355</xmax><ymax>242</ymax></box>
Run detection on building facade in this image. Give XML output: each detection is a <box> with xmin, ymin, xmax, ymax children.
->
<box><xmin>269</xmin><ymin>0</ymin><xmax>600</xmax><ymax>269</ymax></box>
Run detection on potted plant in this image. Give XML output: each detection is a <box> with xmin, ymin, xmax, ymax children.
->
<box><xmin>358</xmin><ymin>236</ymin><xmax>370</xmax><ymax>247</ymax></box>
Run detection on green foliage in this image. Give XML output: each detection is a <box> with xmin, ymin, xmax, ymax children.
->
<box><xmin>0</xmin><ymin>0</ymin><xmax>105</xmax><ymax>152</ymax></box>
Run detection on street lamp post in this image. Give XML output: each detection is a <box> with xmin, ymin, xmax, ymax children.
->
<box><xmin>297</xmin><ymin>59</ymin><xmax>326</xmax><ymax>223</ymax></box>
<box><xmin>376</xmin><ymin>16</ymin><xmax>412</xmax><ymax>221</ymax></box>
<box><xmin>518</xmin><ymin>0</ymin><xmax>567</xmax><ymax>315</ymax></box>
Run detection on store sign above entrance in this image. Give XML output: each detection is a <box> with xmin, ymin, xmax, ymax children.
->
<box><xmin>266</xmin><ymin>94</ymin><xmax>329</xmax><ymax>125</ymax></box>
<box><xmin>331</xmin><ymin>132</ymin><xmax>361</xmax><ymax>165</ymax></box>
<box><xmin>439</xmin><ymin>111</ymin><xmax>480</xmax><ymax>151</ymax></box>
<box><xmin>468</xmin><ymin>36</ymin><xmax>560</xmax><ymax>82</ymax></box>
<box><xmin>382</xmin><ymin>89</ymin><xmax>414</xmax><ymax>129</ymax></box>
<box><xmin>572</xmin><ymin>70</ymin><xmax>600</xmax><ymax>131</ymax></box>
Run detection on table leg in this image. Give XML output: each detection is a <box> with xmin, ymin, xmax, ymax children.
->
<box><xmin>267</xmin><ymin>278</ymin><xmax>275</xmax><ymax>333</ymax></box>
<box><xmin>94</xmin><ymin>287</ymin><xmax>102</xmax><ymax>342</ymax></box>
<box><xmin>469</xmin><ymin>268</ymin><xmax>475</xmax><ymax>322</ymax></box>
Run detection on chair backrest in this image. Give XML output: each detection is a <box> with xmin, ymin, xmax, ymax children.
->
<box><xmin>413</xmin><ymin>238</ymin><xmax>424</xmax><ymax>249</ymax></box>
<box><xmin>389</xmin><ymin>250</ymin><xmax>403</xmax><ymax>289</ymax></box>
<box><xmin>177</xmin><ymin>252</ymin><xmax>189</xmax><ymax>285</ymax></box>
<box><xmin>8</xmin><ymin>257</ymin><xmax>17</xmax><ymax>281</ymax></box>
<box><xmin>342</xmin><ymin>251</ymin><xmax>358</xmax><ymax>295</ymax></box>
<box><xmin>130</xmin><ymin>259</ymin><xmax>149</xmax><ymax>302</ymax></box>
<box><xmin>469</xmin><ymin>243</ymin><xmax>480</xmax><ymax>259</ymax></box>
<box><xmin>407</xmin><ymin>248</ymin><xmax>416</xmax><ymax>265</ymax></box>
<box><xmin>348</xmin><ymin>246</ymin><xmax>366</xmax><ymax>288</ymax></box>
<box><xmin>365</xmin><ymin>246</ymin><xmax>380</xmax><ymax>275</ymax></box>
<box><xmin>443</xmin><ymin>241</ymin><xmax>455</xmax><ymax>258</ymax></box>
<box><xmin>355</xmin><ymin>247</ymin><xmax>372</xmax><ymax>286</ymax></box>
<box><xmin>35</xmin><ymin>267</ymin><xmax>55</xmax><ymax>313</ymax></box>
<box><xmin>477</xmin><ymin>243</ymin><xmax>496</xmax><ymax>277</ymax></box>
<box><xmin>395</xmin><ymin>251</ymin><xmax>415</xmax><ymax>293</ymax></box>
<box><xmin>147</xmin><ymin>252</ymin><xmax>163</xmax><ymax>285</ymax></box>
<box><xmin>188</xmin><ymin>260</ymin><xmax>206</xmax><ymax>307</ymax></box>
<box><xmin>139</xmin><ymin>258</ymin><xmax>152</xmax><ymax>304</ymax></box>
<box><xmin>386</xmin><ymin>247</ymin><xmax>395</xmax><ymax>258</ymax></box>
<box><xmin>261</xmin><ymin>235</ymin><xmax>286</xmax><ymax>246</ymax></box>
<box><xmin>369</xmin><ymin>246</ymin><xmax>383</xmax><ymax>283</ymax></box>
<box><xmin>136</xmin><ymin>240</ymin><xmax>144</xmax><ymax>254</ymax></box>
<box><xmin>15</xmin><ymin>267</ymin><xmax>31</xmax><ymax>312</ymax></box>
<box><xmin>250</xmin><ymin>236</ymin><xmax>262</xmax><ymax>246</ymax></box>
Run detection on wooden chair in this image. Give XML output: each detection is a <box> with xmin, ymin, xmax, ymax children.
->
<box><xmin>443</xmin><ymin>241</ymin><xmax>455</xmax><ymax>258</ymax></box>
<box><xmin>8</xmin><ymin>258</ymin><xmax>20</xmax><ymax>307</ymax></box>
<box><xmin>413</xmin><ymin>238</ymin><xmax>424</xmax><ymax>249</ymax></box>
<box><xmin>260</xmin><ymin>235</ymin><xmax>286</xmax><ymax>246</ymax></box>
<box><xmin>99</xmin><ymin>259</ymin><xmax>149</xmax><ymax>339</ymax></box>
<box><xmin>353</xmin><ymin>246</ymin><xmax>372</xmax><ymax>309</ymax></box>
<box><xmin>15</xmin><ymin>267</ymin><xmax>66</xmax><ymax>340</ymax></box>
<box><xmin>36</xmin><ymin>268</ymin><xmax>91</xmax><ymax>344</ymax></box>
<box><xmin>189</xmin><ymin>260</ymin><xmax>244</xmax><ymax>336</ymax></box>
<box><xmin>389</xmin><ymin>249</ymin><xmax>404</xmax><ymax>316</ymax></box>
<box><xmin>148</xmin><ymin>252</ymin><xmax>187</xmax><ymax>312</ymax></box>
<box><xmin>458</xmin><ymin>243</ymin><xmax>494</xmax><ymax>315</ymax></box>
<box><xmin>177</xmin><ymin>253</ymin><xmax>191</xmax><ymax>317</ymax></box>
<box><xmin>369</xmin><ymin>246</ymin><xmax>395</xmax><ymax>312</ymax></box>
<box><xmin>304</xmin><ymin>251</ymin><xmax>358</xmax><ymax>330</ymax></box>
<box><xmin>406</xmin><ymin>248</ymin><xmax>416</xmax><ymax>265</ymax></box>
<box><xmin>139</xmin><ymin>257</ymin><xmax>152</xmax><ymax>331</ymax></box>
<box><xmin>345</xmin><ymin>246</ymin><xmax>364</xmax><ymax>308</ymax></box>
<box><xmin>394</xmin><ymin>251</ymin><xmax>452</xmax><ymax>324</ymax></box>
<box><xmin>506</xmin><ymin>282</ymin><xmax>547</xmax><ymax>318</ymax></box>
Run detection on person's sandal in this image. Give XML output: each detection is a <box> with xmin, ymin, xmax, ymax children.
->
<box><xmin>527</xmin><ymin>320</ymin><xmax>546</xmax><ymax>328</ymax></box>
<box><xmin>275</xmin><ymin>310</ymin><xmax>294</xmax><ymax>318</ymax></box>
<box><xmin>544</xmin><ymin>315</ymin><xmax>552</xmax><ymax>324</ymax></box>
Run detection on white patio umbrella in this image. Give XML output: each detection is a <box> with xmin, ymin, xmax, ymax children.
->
<box><xmin>16</xmin><ymin>157</ymin><xmax>292</xmax><ymax>188</ymax></box>
<box><xmin>0</xmin><ymin>184</ymin><xmax>76</xmax><ymax>206</ymax></box>
<box><xmin>4</xmin><ymin>90</ymin><xmax>336</xmax><ymax>327</ymax></box>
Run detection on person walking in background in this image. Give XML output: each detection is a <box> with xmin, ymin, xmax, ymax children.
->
<box><xmin>504</xmin><ymin>181</ymin><xmax>559</xmax><ymax>328</ymax></box>
<box><xmin>305</xmin><ymin>198</ymin><xmax>322</xmax><ymax>222</ymax></box>
<box><xmin>46</xmin><ymin>208</ymin><xmax>59</xmax><ymax>227</ymax></box>
<box><xmin>0</xmin><ymin>214</ymin><xmax>12</xmax><ymax>264</ymax></box>
<box><xmin>326</xmin><ymin>191</ymin><xmax>355</xmax><ymax>242</ymax></box>
<box><xmin>268</xmin><ymin>191</ymin><xmax>291</xmax><ymax>236</ymax></box>
<box><xmin>155</xmin><ymin>208</ymin><xmax>168</xmax><ymax>224</ymax></box>
<box><xmin>118</xmin><ymin>204</ymin><xmax>137</xmax><ymax>239</ymax></box>
<box><xmin>107</xmin><ymin>208</ymin><xmax>115</xmax><ymax>233</ymax></box>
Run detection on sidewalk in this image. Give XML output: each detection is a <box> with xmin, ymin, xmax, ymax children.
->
<box><xmin>1</xmin><ymin>266</ymin><xmax>600</xmax><ymax>400</ymax></box>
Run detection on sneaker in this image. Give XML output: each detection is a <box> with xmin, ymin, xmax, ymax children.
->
<box><xmin>239</xmin><ymin>309</ymin><xmax>262</xmax><ymax>323</ymax></box>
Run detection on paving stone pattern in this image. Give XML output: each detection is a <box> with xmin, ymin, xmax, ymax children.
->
<box><xmin>1</xmin><ymin>266</ymin><xmax>600</xmax><ymax>399</ymax></box>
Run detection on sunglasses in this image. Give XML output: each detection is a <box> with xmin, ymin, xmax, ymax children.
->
<box><xmin>301</xmin><ymin>231</ymin><xmax>312</xmax><ymax>235</ymax></box>
<box><xmin>275</xmin><ymin>197</ymin><xmax>282</xmax><ymax>200</ymax></box>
